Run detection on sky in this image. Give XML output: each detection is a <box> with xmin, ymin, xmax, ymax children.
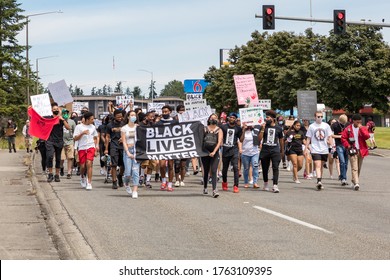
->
<box><xmin>18</xmin><ymin>0</ymin><xmax>390</xmax><ymax>96</ymax></box>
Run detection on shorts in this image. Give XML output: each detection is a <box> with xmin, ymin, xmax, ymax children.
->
<box><xmin>141</xmin><ymin>160</ymin><xmax>157</xmax><ymax>169</ymax></box>
<box><xmin>78</xmin><ymin>148</ymin><xmax>96</xmax><ymax>165</ymax></box>
<box><xmin>287</xmin><ymin>149</ymin><xmax>303</xmax><ymax>156</ymax></box>
<box><xmin>110</xmin><ymin>145</ymin><xmax>124</xmax><ymax>167</ymax></box>
<box><xmin>311</xmin><ymin>153</ymin><xmax>328</xmax><ymax>162</ymax></box>
<box><xmin>61</xmin><ymin>144</ymin><xmax>75</xmax><ymax>160</ymax></box>
<box><xmin>369</xmin><ymin>133</ymin><xmax>375</xmax><ymax>140</ymax></box>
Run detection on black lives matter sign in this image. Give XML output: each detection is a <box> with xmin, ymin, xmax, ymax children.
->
<box><xmin>135</xmin><ymin>122</ymin><xmax>208</xmax><ymax>161</ymax></box>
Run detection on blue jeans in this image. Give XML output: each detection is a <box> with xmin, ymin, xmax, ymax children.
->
<box><xmin>123</xmin><ymin>146</ymin><xmax>140</xmax><ymax>186</ymax></box>
<box><xmin>336</xmin><ymin>145</ymin><xmax>348</xmax><ymax>180</ymax></box>
<box><xmin>241</xmin><ymin>153</ymin><xmax>259</xmax><ymax>185</ymax></box>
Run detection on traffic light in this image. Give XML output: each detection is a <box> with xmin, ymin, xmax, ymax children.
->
<box><xmin>263</xmin><ymin>5</ymin><xmax>275</xmax><ymax>30</ymax></box>
<box><xmin>334</xmin><ymin>10</ymin><xmax>346</xmax><ymax>34</ymax></box>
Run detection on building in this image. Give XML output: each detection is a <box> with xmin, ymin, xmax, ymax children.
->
<box><xmin>71</xmin><ymin>95</ymin><xmax>184</xmax><ymax>119</ymax></box>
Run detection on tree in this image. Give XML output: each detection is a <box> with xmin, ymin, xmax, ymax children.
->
<box><xmin>131</xmin><ymin>86</ymin><xmax>142</xmax><ymax>98</ymax></box>
<box><xmin>0</xmin><ymin>0</ymin><xmax>28</xmax><ymax>125</ymax></box>
<box><xmin>160</xmin><ymin>80</ymin><xmax>185</xmax><ymax>99</ymax></box>
<box><xmin>315</xmin><ymin>25</ymin><xmax>390</xmax><ymax>113</ymax></box>
<box><xmin>204</xmin><ymin>30</ymin><xmax>320</xmax><ymax>112</ymax></box>
<box><xmin>148</xmin><ymin>81</ymin><xmax>157</xmax><ymax>99</ymax></box>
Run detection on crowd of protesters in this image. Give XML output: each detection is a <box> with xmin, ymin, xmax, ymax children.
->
<box><xmin>9</xmin><ymin>102</ymin><xmax>378</xmax><ymax>199</ymax></box>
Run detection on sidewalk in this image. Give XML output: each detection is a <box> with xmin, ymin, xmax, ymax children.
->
<box><xmin>0</xmin><ymin>149</ymin><xmax>59</xmax><ymax>260</ymax></box>
<box><xmin>370</xmin><ymin>148</ymin><xmax>390</xmax><ymax>158</ymax></box>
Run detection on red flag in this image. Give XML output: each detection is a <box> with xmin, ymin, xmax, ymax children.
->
<box><xmin>28</xmin><ymin>107</ymin><xmax>59</xmax><ymax>140</ymax></box>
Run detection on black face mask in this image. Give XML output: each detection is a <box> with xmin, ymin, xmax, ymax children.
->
<box><xmin>53</xmin><ymin>111</ymin><xmax>59</xmax><ymax>115</ymax></box>
<box><xmin>209</xmin><ymin>119</ymin><xmax>218</xmax><ymax>125</ymax></box>
<box><xmin>265</xmin><ymin>120</ymin><xmax>272</xmax><ymax>125</ymax></box>
<box><xmin>162</xmin><ymin>114</ymin><xmax>170</xmax><ymax>120</ymax></box>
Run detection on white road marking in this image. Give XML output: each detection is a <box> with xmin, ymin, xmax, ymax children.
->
<box><xmin>253</xmin><ymin>205</ymin><xmax>334</xmax><ymax>234</ymax></box>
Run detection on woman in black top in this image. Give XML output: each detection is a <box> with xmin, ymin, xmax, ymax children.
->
<box><xmin>284</xmin><ymin>120</ymin><xmax>306</xmax><ymax>184</ymax></box>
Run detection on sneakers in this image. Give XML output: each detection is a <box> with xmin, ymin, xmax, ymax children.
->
<box><xmin>272</xmin><ymin>185</ymin><xmax>280</xmax><ymax>193</ymax></box>
<box><xmin>193</xmin><ymin>166</ymin><xmax>199</xmax><ymax>175</ymax></box>
<box><xmin>180</xmin><ymin>181</ymin><xmax>185</xmax><ymax>187</ymax></box>
<box><xmin>145</xmin><ymin>181</ymin><xmax>152</xmax><ymax>188</ymax></box>
<box><xmin>222</xmin><ymin>182</ymin><xmax>228</xmax><ymax>191</ymax></box>
<box><xmin>174</xmin><ymin>181</ymin><xmax>180</xmax><ymax>187</ymax></box>
<box><xmin>354</xmin><ymin>183</ymin><xmax>360</xmax><ymax>191</ymax></box>
<box><xmin>125</xmin><ymin>186</ymin><xmax>132</xmax><ymax>195</ymax></box>
<box><xmin>155</xmin><ymin>173</ymin><xmax>160</xmax><ymax>182</ymax></box>
<box><xmin>60</xmin><ymin>168</ymin><xmax>64</xmax><ymax>177</ymax></box>
<box><xmin>66</xmin><ymin>174</ymin><xmax>72</xmax><ymax>179</ymax></box>
<box><xmin>80</xmin><ymin>177</ymin><xmax>87</xmax><ymax>188</ymax></box>
<box><xmin>132</xmin><ymin>191</ymin><xmax>138</xmax><ymax>199</ymax></box>
<box><xmin>203</xmin><ymin>188</ymin><xmax>208</xmax><ymax>195</ymax></box>
<box><xmin>233</xmin><ymin>186</ymin><xmax>239</xmax><ymax>193</ymax></box>
<box><xmin>47</xmin><ymin>173</ymin><xmax>54</xmax><ymax>183</ymax></box>
<box><xmin>244</xmin><ymin>184</ymin><xmax>249</xmax><ymax>188</ymax></box>
<box><xmin>54</xmin><ymin>174</ymin><xmax>60</xmax><ymax>182</ymax></box>
<box><xmin>212</xmin><ymin>190</ymin><xmax>219</xmax><ymax>198</ymax></box>
<box><xmin>282</xmin><ymin>162</ymin><xmax>287</xmax><ymax>169</ymax></box>
<box><xmin>100</xmin><ymin>168</ymin><xmax>106</xmax><ymax>175</ymax></box>
<box><xmin>293</xmin><ymin>179</ymin><xmax>301</xmax><ymax>184</ymax></box>
<box><xmin>316</xmin><ymin>181</ymin><xmax>324</xmax><ymax>190</ymax></box>
<box><xmin>112</xmin><ymin>180</ymin><xmax>118</xmax><ymax>189</ymax></box>
<box><xmin>160</xmin><ymin>182</ymin><xmax>167</xmax><ymax>190</ymax></box>
<box><xmin>263</xmin><ymin>183</ymin><xmax>269</xmax><ymax>191</ymax></box>
<box><xmin>86</xmin><ymin>183</ymin><xmax>92</xmax><ymax>190</ymax></box>
<box><xmin>167</xmin><ymin>186</ymin><xmax>174</xmax><ymax>192</ymax></box>
<box><xmin>117</xmin><ymin>175</ymin><xmax>123</xmax><ymax>188</ymax></box>
<box><xmin>341</xmin><ymin>179</ymin><xmax>347</xmax><ymax>186</ymax></box>
<box><xmin>248</xmin><ymin>180</ymin><xmax>253</xmax><ymax>185</ymax></box>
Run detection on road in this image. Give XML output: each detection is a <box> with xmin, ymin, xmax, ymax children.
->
<box><xmin>37</xmin><ymin>154</ymin><xmax>390</xmax><ymax>260</ymax></box>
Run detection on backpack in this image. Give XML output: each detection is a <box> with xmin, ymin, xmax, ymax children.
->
<box><xmin>203</xmin><ymin>128</ymin><xmax>218</xmax><ymax>152</ymax></box>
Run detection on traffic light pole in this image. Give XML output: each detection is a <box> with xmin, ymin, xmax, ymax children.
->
<box><xmin>255</xmin><ymin>14</ymin><xmax>390</xmax><ymax>28</ymax></box>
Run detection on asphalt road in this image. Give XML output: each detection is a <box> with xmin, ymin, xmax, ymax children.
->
<box><xmin>42</xmin><ymin>155</ymin><xmax>390</xmax><ymax>260</ymax></box>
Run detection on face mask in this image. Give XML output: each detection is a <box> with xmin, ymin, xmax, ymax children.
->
<box><xmin>266</xmin><ymin>120</ymin><xmax>272</xmax><ymax>125</ymax></box>
<box><xmin>162</xmin><ymin>114</ymin><xmax>170</xmax><ymax>120</ymax></box>
<box><xmin>63</xmin><ymin>114</ymin><xmax>69</xmax><ymax>120</ymax></box>
<box><xmin>130</xmin><ymin>116</ymin><xmax>137</xmax><ymax>123</ymax></box>
<box><xmin>315</xmin><ymin>118</ymin><xmax>322</xmax><ymax>124</ymax></box>
<box><xmin>279</xmin><ymin>121</ymin><xmax>284</xmax><ymax>125</ymax></box>
<box><xmin>209</xmin><ymin>119</ymin><xmax>218</xmax><ymax>125</ymax></box>
<box><xmin>53</xmin><ymin>111</ymin><xmax>59</xmax><ymax>115</ymax></box>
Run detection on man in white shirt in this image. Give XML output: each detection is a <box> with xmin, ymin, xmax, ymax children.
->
<box><xmin>305</xmin><ymin>111</ymin><xmax>335</xmax><ymax>190</ymax></box>
<box><xmin>73</xmin><ymin>111</ymin><xmax>98</xmax><ymax>190</ymax></box>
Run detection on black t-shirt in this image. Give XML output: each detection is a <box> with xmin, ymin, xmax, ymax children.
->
<box><xmin>47</xmin><ymin>118</ymin><xmax>64</xmax><ymax>144</ymax></box>
<box><xmin>285</xmin><ymin>129</ymin><xmax>305</xmax><ymax>152</ymax></box>
<box><xmin>331</xmin><ymin>121</ymin><xmax>348</xmax><ymax>146</ymax></box>
<box><xmin>106</xmin><ymin>120</ymin><xmax>125</xmax><ymax>148</ymax></box>
<box><xmin>261</xmin><ymin>125</ymin><xmax>284</xmax><ymax>151</ymax></box>
<box><xmin>97</xmin><ymin>124</ymin><xmax>107</xmax><ymax>146</ymax></box>
<box><xmin>221</xmin><ymin>124</ymin><xmax>242</xmax><ymax>157</ymax></box>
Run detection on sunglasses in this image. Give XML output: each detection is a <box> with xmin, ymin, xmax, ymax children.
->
<box><xmin>316</xmin><ymin>116</ymin><xmax>323</xmax><ymax>118</ymax></box>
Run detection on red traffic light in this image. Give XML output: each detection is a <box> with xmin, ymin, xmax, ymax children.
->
<box><xmin>266</xmin><ymin>8</ymin><xmax>273</xmax><ymax>15</ymax></box>
<box><xmin>337</xmin><ymin>12</ymin><xmax>345</xmax><ymax>20</ymax></box>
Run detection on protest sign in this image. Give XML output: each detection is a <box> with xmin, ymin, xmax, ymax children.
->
<box><xmin>297</xmin><ymin>90</ymin><xmax>317</xmax><ymax>121</ymax></box>
<box><xmin>72</xmin><ymin>102</ymin><xmax>89</xmax><ymax>115</ymax></box>
<box><xmin>184</xmin><ymin>99</ymin><xmax>207</xmax><ymax>111</ymax></box>
<box><xmin>233</xmin><ymin>74</ymin><xmax>259</xmax><ymax>106</ymax></box>
<box><xmin>30</xmin><ymin>93</ymin><xmax>52</xmax><ymax>117</ymax></box>
<box><xmin>116</xmin><ymin>95</ymin><xmax>134</xmax><ymax>112</ymax></box>
<box><xmin>186</xmin><ymin>94</ymin><xmax>203</xmax><ymax>101</ymax></box>
<box><xmin>47</xmin><ymin>80</ymin><xmax>73</xmax><ymax>106</ymax></box>
<box><xmin>135</xmin><ymin>122</ymin><xmax>208</xmax><ymax>161</ymax></box>
<box><xmin>177</xmin><ymin>106</ymin><xmax>212</xmax><ymax>125</ymax></box>
<box><xmin>258</xmin><ymin>99</ymin><xmax>272</xmax><ymax>110</ymax></box>
<box><xmin>148</xmin><ymin>103</ymin><xmax>165</xmax><ymax>114</ymax></box>
<box><xmin>239</xmin><ymin>107</ymin><xmax>264</xmax><ymax>126</ymax></box>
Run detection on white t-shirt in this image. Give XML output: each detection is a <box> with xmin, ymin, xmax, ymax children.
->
<box><xmin>121</xmin><ymin>124</ymin><xmax>137</xmax><ymax>145</ymax></box>
<box><xmin>73</xmin><ymin>123</ymin><xmax>98</xmax><ymax>150</ymax></box>
<box><xmin>352</xmin><ymin>126</ymin><xmax>360</xmax><ymax>149</ymax></box>
<box><xmin>306</xmin><ymin>122</ymin><xmax>333</xmax><ymax>154</ymax></box>
<box><xmin>242</xmin><ymin>130</ymin><xmax>259</xmax><ymax>156</ymax></box>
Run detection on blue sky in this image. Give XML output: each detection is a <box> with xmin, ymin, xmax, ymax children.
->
<box><xmin>18</xmin><ymin>0</ymin><xmax>390</xmax><ymax>96</ymax></box>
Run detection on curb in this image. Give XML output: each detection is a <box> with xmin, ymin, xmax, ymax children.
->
<box><xmin>30</xmin><ymin>153</ymin><xmax>98</xmax><ymax>260</ymax></box>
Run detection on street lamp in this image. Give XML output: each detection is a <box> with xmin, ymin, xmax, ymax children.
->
<box><xmin>25</xmin><ymin>10</ymin><xmax>62</xmax><ymax>105</ymax></box>
<box><xmin>138</xmin><ymin>69</ymin><xmax>154</xmax><ymax>104</ymax></box>
<box><xmin>36</xmin><ymin>55</ymin><xmax>58</xmax><ymax>94</ymax></box>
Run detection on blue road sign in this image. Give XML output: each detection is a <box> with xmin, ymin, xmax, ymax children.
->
<box><xmin>184</xmin><ymin>79</ymin><xmax>208</xmax><ymax>93</ymax></box>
